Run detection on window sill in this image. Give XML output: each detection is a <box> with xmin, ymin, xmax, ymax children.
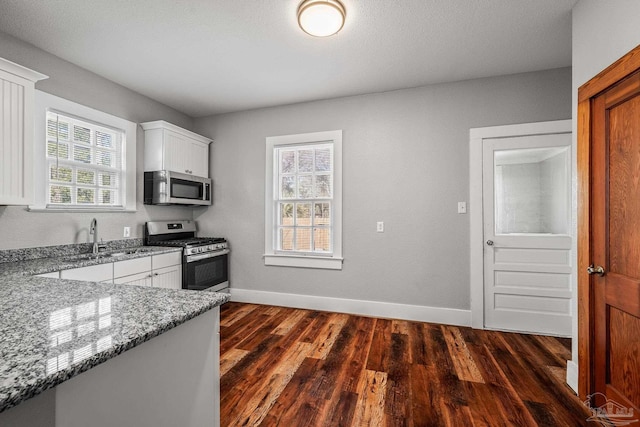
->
<box><xmin>28</xmin><ymin>206</ymin><xmax>137</xmax><ymax>213</ymax></box>
<box><xmin>263</xmin><ymin>254</ymin><xmax>343</xmax><ymax>270</ymax></box>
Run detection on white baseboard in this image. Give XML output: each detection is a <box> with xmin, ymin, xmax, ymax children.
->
<box><xmin>566</xmin><ymin>360</ymin><xmax>578</xmax><ymax>394</ymax></box>
<box><xmin>230</xmin><ymin>288</ymin><xmax>472</xmax><ymax>327</ymax></box>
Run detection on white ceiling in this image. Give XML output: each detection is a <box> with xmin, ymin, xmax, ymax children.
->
<box><xmin>0</xmin><ymin>0</ymin><xmax>577</xmax><ymax>117</ymax></box>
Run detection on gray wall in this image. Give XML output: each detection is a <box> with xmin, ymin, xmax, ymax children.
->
<box><xmin>569</xmin><ymin>0</ymin><xmax>640</xmax><ymax>382</ymax></box>
<box><xmin>0</xmin><ymin>31</ymin><xmax>197</xmax><ymax>249</ymax></box>
<box><xmin>193</xmin><ymin>67</ymin><xmax>571</xmax><ymax>310</ymax></box>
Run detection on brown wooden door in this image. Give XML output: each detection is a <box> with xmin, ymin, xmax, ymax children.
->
<box><xmin>586</xmin><ymin>69</ymin><xmax>640</xmax><ymax>412</ymax></box>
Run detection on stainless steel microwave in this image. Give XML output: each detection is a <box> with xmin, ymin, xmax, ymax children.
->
<box><xmin>144</xmin><ymin>170</ymin><xmax>212</xmax><ymax>206</ymax></box>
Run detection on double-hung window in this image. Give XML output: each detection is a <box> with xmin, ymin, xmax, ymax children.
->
<box><xmin>31</xmin><ymin>91</ymin><xmax>137</xmax><ymax>211</ymax></box>
<box><xmin>46</xmin><ymin>111</ymin><xmax>122</xmax><ymax>207</ymax></box>
<box><xmin>265</xmin><ymin>130</ymin><xmax>343</xmax><ymax>270</ymax></box>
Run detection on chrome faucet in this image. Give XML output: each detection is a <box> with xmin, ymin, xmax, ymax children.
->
<box><xmin>90</xmin><ymin>218</ymin><xmax>99</xmax><ymax>255</ymax></box>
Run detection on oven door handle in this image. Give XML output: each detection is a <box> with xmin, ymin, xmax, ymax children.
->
<box><xmin>186</xmin><ymin>249</ymin><xmax>230</xmax><ymax>263</ymax></box>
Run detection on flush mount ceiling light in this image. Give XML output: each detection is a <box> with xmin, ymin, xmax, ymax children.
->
<box><xmin>297</xmin><ymin>0</ymin><xmax>346</xmax><ymax>37</ymax></box>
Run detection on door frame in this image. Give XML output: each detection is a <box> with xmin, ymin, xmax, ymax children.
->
<box><xmin>469</xmin><ymin>119</ymin><xmax>572</xmax><ymax>330</ymax></box>
<box><xmin>577</xmin><ymin>43</ymin><xmax>640</xmax><ymax>400</ymax></box>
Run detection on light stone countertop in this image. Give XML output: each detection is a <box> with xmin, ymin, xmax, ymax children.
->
<box><xmin>0</xmin><ymin>244</ymin><xmax>230</xmax><ymax>413</ymax></box>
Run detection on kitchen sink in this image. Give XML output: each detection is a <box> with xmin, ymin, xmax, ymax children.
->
<box><xmin>62</xmin><ymin>248</ymin><xmax>155</xmax><ymax>262</ymax></box>
<box><xmin>107</xmin><ymin>248</ymin><xmax>155</xmax><ymax>257</ymax></box>
<box><xmin>62</xmin><ymin>253</ymin><xmax>110</xmax><ymax>262</ymax></box>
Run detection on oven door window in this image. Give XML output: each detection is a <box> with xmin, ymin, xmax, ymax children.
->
<box><xmin>171</xmin><ymin>178</ymin><xmax>203</xmax><ymax>200</ymax></box>
<box><xmin>184</xmin><ymin>254</ymin><xmax>228</xmax><ymax>290</ymax></box>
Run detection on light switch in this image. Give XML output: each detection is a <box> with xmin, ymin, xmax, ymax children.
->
<box><xmin>376</xmin><ymin>221</ymin><xmax>384</xmax><ymax>232</ymax></box>
<box><xmin>458</xmin><ymin>202</ymin><xmax>467</xmax><ymax>214</ymax></box>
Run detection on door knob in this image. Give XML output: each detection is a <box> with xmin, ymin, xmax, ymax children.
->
<box><xmin>587</xmin><ymin>264</ymin><xmax>605</xmax><ymax>276</ymax></box>
<box><xmin>486</xmin><ymin>240</ymin><xmax>494</xmax><ymax>246</ymax></box>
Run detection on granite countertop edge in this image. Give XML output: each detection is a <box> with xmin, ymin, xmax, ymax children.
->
<box><xmin>0</xmin><ymin>293</ymin><xmax>225</xmax><ymax>413</ymax></box>
<box><xmin>0</xmin><ymin>243</ymin><xmax>230</xmax><ymax>413</ymax></box>
<box><xmin>0</xmin><ymin>245</ymin><xmax>184</xmax><ymax>278</ymax></box>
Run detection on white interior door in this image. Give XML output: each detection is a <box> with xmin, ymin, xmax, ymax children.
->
<box><xmin>482</xmin><ymin>133</ymin><xmax>572</xmax><ymax>336</ymax></box>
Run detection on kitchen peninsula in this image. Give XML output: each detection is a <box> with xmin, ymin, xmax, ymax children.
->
<box><xmin>0</xmin><ymin>244</ymin><xmax>228</xmax><ymax>427</ymax></box>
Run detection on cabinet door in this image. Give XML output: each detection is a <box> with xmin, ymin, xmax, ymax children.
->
<box><xmin>164</xmin><ymin>130</ymin><xmax>209</xmax><ymax>177</ymax></box>
<box><xmin>0</xmin><ymin>68</ymin><xmax>37</xmax><ymax>204</ymax></box>
<box><xmin>152</xmin><ymin>265</ymin><xmax>182</xmax><ymax>289</ymax></box>
<box><xmin>164</xmin><ymin>130</ymin><xmax>191</xmax><ymax>175</ymax></box>
<box><xmin>152</xmin><ymin>251</ymin><xmax>181</xmax><ymax>270</ymax></box>
<box><xmin>189</xmin><ymin>141</ymin><xmax>209</xmax><ymax>177</ymax></box>
<box><xmin>113</xmin><ymin>256</ymin><xmax>152</xmax><ymax>279</ymax></box>
<box><xmin>113</xmin><ymin>271</ymin><xmax>153</xmax><ymax>287</ymax></box>
<box><xmin>60</xmin><ymin>263</ymin><xmax>113</xmax><ymax>283</ymax></box>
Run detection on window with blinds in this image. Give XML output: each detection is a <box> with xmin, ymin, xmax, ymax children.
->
<box><xmin>275</xmin><ymin>143</ymin><xmax>333</xmax><ymax>254</ymax></box>
<box><xmin>46</xmin><ymin>111</ymin><xmax>123</xmax><ymax>207</ymax></box>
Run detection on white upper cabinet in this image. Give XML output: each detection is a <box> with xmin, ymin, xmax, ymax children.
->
<box><xmin>141</xmin><ymin>120</ymin><xmax>212</xmax><ymax>178</ymax></box>
<box><xmin>0</xmin><ymin>58</ymin><xmax>47</xmax><ymax>205</ymax></box>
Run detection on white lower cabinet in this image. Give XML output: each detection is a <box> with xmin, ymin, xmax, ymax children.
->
<box><xmin>113</xmin><ymin>271</ymin><xmax>153</xmax><ymax>287</ymax></box>
<box><xmin>151</xmin><ymin>252</ymin><xmax>182</xmax><ymax>290</ymax></box>
<box><xmin>151</xmin><ymin>265</ymin><xmax>181</xmax><ymax>289</ymax></box>
<box><xmin>39</xmin><ymin>251</ymin><xmax>182</xmax><ymax>289</ymax></box>
<box><xmin>113</xmin><ymin>252</ymin><xmax>182</xmax><ymax>289</ymax></box>
<box><xmin>113</xmin><ymin>257</ymin><xmax>152</xmax><ymax>281</ymax></box>
<box><xmin>60</xmin><ymin>263</ymin><xmax>113</xmax><ymax>283</ymax></box>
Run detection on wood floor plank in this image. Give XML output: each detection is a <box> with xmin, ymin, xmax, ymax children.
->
<box><xmin>316</xmin><ymin>316</ymin><xmax>376</xmax><ymax>402</ymax></box>
<box><xmin>229</xmin><ymin>342</ymin><xmax>313</xmax><ymax>426</ymax></box>
<box><xmin>408</xmin><ymin>321</ymin><xmax>430</xmax><ymax>366</ymax></box>
<box><xmin>306</xmin><ymin>312</ymin><xmax>349</xmax><ymax>360</ymax></box>
<box><xmin>220</xmin><ymin>348</ymin><xmax>251</xmax><ymax>376</ymax></box>
<box><xmin>235</xmin><ymin>309</ymin><xmax>292</xmax><ymax>352</ymax></box>
<box><xmin>351</xmin><ymin>370</ymin><xmax>387</xmax><ymax>427</ymax></box>
<box><xmin>271</xmin><ymin>309</ymin><xmax>308</xmax><ymax>335</ymax></box>
<box><xmin>441</xmin><ymin>325</ymin><xmax>485</xmax><ymax>384</ymax></box>
<box><xmin>366</xmin><ymin>318</ymin><xmax>392</xmax><ymax>372</ymax></box>
<box><xmin>391</xmin><ymin>319</ymin><xmax>411</xmax><ymax>336</ymax></box>
<box><xmin>220</xmin><ymin>302</ymin><xmax>258</xmax><ymax>327</ymax></box>
<box><xmin>462</xmin><ymin>381</ymin><xmax>511</xmax><ymax>427</ymax></box>
<box><xmin>477</xmin><ymin>333</ymin><xmax>546</xmax><ymax>426</ymax></box>
<box><xmin>262</xmin><ymin>357</ymin><xmax>326</xmax><ymax>426</ymax></box>
<box><xmin>533</xmin><ymin>334</ymin><xmax>572</xmax><ymax>362</ymax></box>
<box><xmin>219</xmin><ymin>303</ymin><xmax>592</xmax><ymax>427</ymax></box>
<box><xmin>220</xmin><ymin>305</ymin><xmax>275</xmax><ymax>355</ymax></box>
<box><xmin>409</xmin><ymin>363</ymin><xmax>444</xmax><ymax>426</ymax></box>
<box><xmin>383</xmin><ymin>332</ymin><xmax>412</xmax><ymax>426</ymax></box>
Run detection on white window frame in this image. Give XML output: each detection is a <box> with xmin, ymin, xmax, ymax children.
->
<box><xmin>30</xmin><ymin>90</ymin><xmax>137</xmax><ymax>212</ymax></box>
<box><xmin>264</xmin><ymin>130</ymin><xmax>343</xmax><ymax>270</ymax></box>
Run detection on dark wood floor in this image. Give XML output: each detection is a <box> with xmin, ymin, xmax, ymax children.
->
<box><xmin>220</xmin><ymin>302</ymin><xmax>591</xmax><ymax>426</ymax></box>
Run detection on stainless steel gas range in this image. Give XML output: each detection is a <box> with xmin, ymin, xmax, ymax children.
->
<box><xmin>144</xmin><ymin>220</ymin><xmax>229</xmax><ymax>293</ymax></box>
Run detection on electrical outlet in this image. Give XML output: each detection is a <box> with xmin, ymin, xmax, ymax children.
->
<box><xmin>376</xmin><ymin>221</ymin><xmax>384</xmax><ymax>232</ymax></box>
<box><xmin>123</xmin><ymin>226</ymin><xmax>131</xmax><ymax>238</ymax></box>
